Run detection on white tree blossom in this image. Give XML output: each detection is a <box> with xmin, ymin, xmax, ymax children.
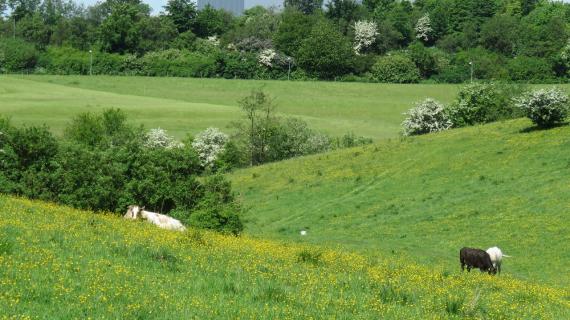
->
<box><xmin>353</xmin><ymin>20</ymin><xmax>378</xmax><ymax>54</ymax></box>
<box><xmin>415</xmin><ymin>13</ymin><xmax>433</xmax><ymax>42</ymax></box>
<box><xmin>144</xmin><ymin>128</ymin><xmax>183</xmax><ymax>149</ymax></box>
<box><xmin>192</xmin><ymin>127</ymin><xmax>229</xmax><ymax>167</ymax></box>
<box><xmin>515</xmin><ymin>88</ymin><xmax>570</xmax><ymax>127</ymax></box>
<box><xmin>402</xmin><ymin>99</ymin><xmax>452</xmax><ymax>136</ymax></box>
<box><xmin>207</xmin><ymin>35</ymin><xmax>220</xmax><ymax>46</ymax></box>
<box><xmin>258</xmin><ymin>48</ymin><xmax>277</xmax><ymax>67</ymax></box>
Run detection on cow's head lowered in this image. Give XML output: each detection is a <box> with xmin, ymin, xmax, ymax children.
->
<box><xmin>124</xmin><ymin>205</ymin><xmax>142</xmax><ymax>219</ymax></box>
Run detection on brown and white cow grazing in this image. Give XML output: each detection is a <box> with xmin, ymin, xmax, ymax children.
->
<box><xmin>124</xmin><ymin>205</ymin><xmax>186</xmax><ymax>231</ymax></box>
<box><xmin>459</xmin><ymin>247</ymin><xmax>496</xmax><ymax>275</ymax></box>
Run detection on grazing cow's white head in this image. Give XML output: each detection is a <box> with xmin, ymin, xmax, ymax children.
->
<box><xmin>124</xmin><ymin>205</ymin><xmax>142</xmax><ymax>219</ymax></box>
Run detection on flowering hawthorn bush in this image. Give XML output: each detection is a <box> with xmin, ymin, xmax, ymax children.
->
<box><xmin>515</xmin><ymin>88</ymin><xmax>570</xmax><ymax>128</ymax></box>
<box><xmin>415</xmin><ymin>14</ymin><xmax>433</xmax><ymax>43</ymax></box>
<box><xmin>353</xmin><ymin>20</ymin><xmax>378</xmax><ymax>54</ymax></box>
<box><xmin>258</xmin><ymin>48</ymin><xmax>277</xmax><ymax>67</ymax></box>
<box><xmin>144</xmin><ymin>128</ymin><xmax>182</xmax><ymax>149</ymax></box>
<box><xmin>402</xmin><ymin>99</ymin><xmax>452</xmax><ymax>136</ymax></box>
<box><xmin>192</xmin><ymin>127</ymin><xmax>229</xmax><ymax>168</ymax></box>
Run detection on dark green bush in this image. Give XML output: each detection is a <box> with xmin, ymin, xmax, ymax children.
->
<box><xmin>431</xmin><ymin>65</ymin><xmax>468</xmax><ymax>83</ymax></box>
<box><xmin>40</xmin><ymin>46</ymin><xmax>89</xmax><ymax>74</ymax></box>
<box><xmin>507</xmin><ymin>56</ymin><xmax>554</xmax><ymax>82</ymax></box>
<box><xmin>64</xmin><ymin>108</ymin><xmax>138</xmax><ymax>149</ymax></box>
<box><xmin>0</xmin><ymin>38</ymin><xmax>39</xmax><ymax>72</ymax></box>
<box><xmin>452</xmin><ymin>48</ymin><xmax>509</xmax><ymax>81</ymax></box>
<box><xmin>40</xmin><ymin>47</ymin><xmax>126</xmax><ymax>75</ymax></box>
<box><xmin>186</xmin><ymin>175</ymin><xmax>243</xmax><ymax>235</ymax></box>
<box><xmin>371</xmin><ymin>54</ymin><xmax>420</xmax><ymax>83</ymax></box>
<box><xmin>407</xmin><ymin>42</ymin><xmax>442</xmax><ymax>79</ymax></box>
<box><xmin>141</xmin><ymin>49</ymin><xmax>217</xmax><ymax>77</ymax></box>
<box><xmin>447</xmin><ymin>82</ymin><xmax>524</xmax><ymax>127</ymax></box>
<box><xmin>218</xmin><ymin>51</ymin><xmax>262</xmax><ymax>79</ymax></box>
<box><xmin>0</xmin><ymin>120</ymin><xmax>59</xmax><ymax>198</ymax></box>
<box><xmin>268</xmin><ymin>118</ymin><xmax>331</xmax><ymax>161</ymax></box>
<box><xmin>0</xmin><ymin>118</ymin><xmax>19</xmax><ymax>194</ymax></box>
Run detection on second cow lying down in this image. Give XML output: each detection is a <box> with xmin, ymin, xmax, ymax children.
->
<box><xmin>460</xmin><ymin>247</ymin><xmax>497</xmax><ymax>275</ymax></box>
<box><xmin>124</xmin><ymin>205</ymin><xmax>186</xmax><ymax>231</ymax></box>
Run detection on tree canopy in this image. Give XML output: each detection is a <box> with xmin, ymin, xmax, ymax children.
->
<box><xmin>1</xmin><ymin>0</ymin><xmax>569</xmax><ymax>82</ymax></box>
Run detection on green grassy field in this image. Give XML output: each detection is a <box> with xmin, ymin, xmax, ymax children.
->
<box><xmin>229</xmin><ymin>118</ymin><xmax>570</xmax><ymax>288</ymax></box>
<box><xmin>2</xmin><ymin>75</ymin><xmax>570</xmax><ymax>316</ymax></box>
<box><xmin>1</xmin><ymin>196</ymin><xmax>568</xmax><ymax>319</ymax></box>
<box><xmin>0</xmin><ymin>75</ymin><xmax>459</xmax><ymax>139</ymax></box>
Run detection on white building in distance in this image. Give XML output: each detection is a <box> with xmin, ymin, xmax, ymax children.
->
<box><xmin>198</xmin><ymin>0</ymin><xmax>245</xmax><ymax>16</ymax></box>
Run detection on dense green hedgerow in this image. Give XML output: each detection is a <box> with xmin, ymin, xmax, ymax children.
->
<box><xmin>0</xmin><ymin>110</ymin><xmax>243</xmax><ymax>235</ymax></box>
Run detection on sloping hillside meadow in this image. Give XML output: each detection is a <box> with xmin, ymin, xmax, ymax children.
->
<box><xmin>229</xmin><ymin>119</ymin><xmax>570</xmax><ymax>288</ymax></box>
<box><xmin>2</xmin><ymin>76</ymin><xmax>570</xmax><ymax>317</ymax></box>
<box><xmin>0</xmin><ymin>196</ymin><xmax>568</xmax><ymax>319</ymax></box>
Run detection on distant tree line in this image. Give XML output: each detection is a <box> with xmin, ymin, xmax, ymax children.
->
<box><xmin>1</xmin><ymin>0</ymin><xmax>570</xmax><ymax>82</ymax></box>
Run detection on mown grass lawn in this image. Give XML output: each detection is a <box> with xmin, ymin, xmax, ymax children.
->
<box><xmin>0</xmin><ymin>75</ymin><xmax>460</xmax><ymax>139</ymax></box>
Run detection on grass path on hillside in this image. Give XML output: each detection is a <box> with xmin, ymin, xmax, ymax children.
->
<box><xmin>229</xmin><ymin>119</ymin><xmax>570</xmax><ymax>288</ymax></box>
<box><xmin>0</xmin><ymin>196</ymin><xmax>568</xmax><ymax>318</ymax></box>
<box><xmin>2</xmin><ymin>75</ymin><xmax>460</xmax><ymax>139</ymax></box>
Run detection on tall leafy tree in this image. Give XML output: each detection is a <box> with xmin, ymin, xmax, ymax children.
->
<box><xmin>273</xmin><ymin>7</ymin><xmax>318</xmax><ymax>56</ymax></box>
<box><xmin>325</xmin><ymin>0</ymin><xmax>363</xmax><ymax>35</ymax></box>
<box><xmin>193</xmin><ymin>4</ymin><xmax>233</xmax><ymax>37</ymax></box>
<box><xmin>16</xmin><ymin>12</ymin><xmax>50</xmax><ymax>47</ymax></box>
<box><xmin>138</xmin><ymin>15</ymin><xmax>178</xmax><ymax>52</ymax></box>
<box><xmin>99</xmin><ymin>1</ymin><xmax>150</xmax><ymax>53</ymax></box>
<box><xmin>297</xmin><ymin>20</ymin><xmax>354</xmax><ymax>79</ymax></box>
<box><xmin>480</xmin><ymin>14</ymin><xmax>519</xmax><ymax>56</ymax></box>
<box><xmin>8</xmin><ymin>0</ymin><xmax>41</xmax><ymax>21</ymax></box>
<box><xmin>163</xmin><ymin>0</ymin><xmax>196</xmax><ymax>33</ymax></box>
<box><xmin>521</xmin><ymin>0</ymin><xmax>540</xmax><ymax>16</ymax></box>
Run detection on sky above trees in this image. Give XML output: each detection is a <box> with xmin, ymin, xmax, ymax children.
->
<box><xmin>78</xmin><ymin>0</ymin><xmax>283</xmax><ymax>13</ymax></box>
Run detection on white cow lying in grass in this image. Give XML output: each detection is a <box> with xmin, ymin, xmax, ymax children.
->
<box><xmin>486</xmin><ymin>246</ymin><xmax>511</xmax><ymax>274</ymax></box>
<box><xmin>124</xmin><ymin>205</ymin><xmax>186</xmax><ymax>231</ymax></box>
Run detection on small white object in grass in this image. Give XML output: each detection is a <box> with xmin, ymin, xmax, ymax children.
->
<box><xmin>300</xmin><ymin>230</ymin><xmax>307</xmax><ymax>236</ymax></box>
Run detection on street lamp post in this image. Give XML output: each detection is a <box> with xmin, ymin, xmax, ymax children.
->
<box><xmin>287</xmin><ymin>57</ymin><xmax>292</xmax><ymax>81</ymax></box>
<box><xmin>89</xmin><ymin>50</ymin><xmax>93</xmax><ymax>76</ymax></box>
<box><xmin>469</xmin><ymin>61</ymin><xmax>474</xmax><ymax>83</ymax></box>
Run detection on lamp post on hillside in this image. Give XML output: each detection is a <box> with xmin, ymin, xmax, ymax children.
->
<box><xmin>89</xmin><ymin>50</ymin><xmax>93</xmax><ymax>76</ymax></box>
<box><xmin>469</xmin><ymin>61</ymin><xmax>474</xmax><ymax>83</ymax></box>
